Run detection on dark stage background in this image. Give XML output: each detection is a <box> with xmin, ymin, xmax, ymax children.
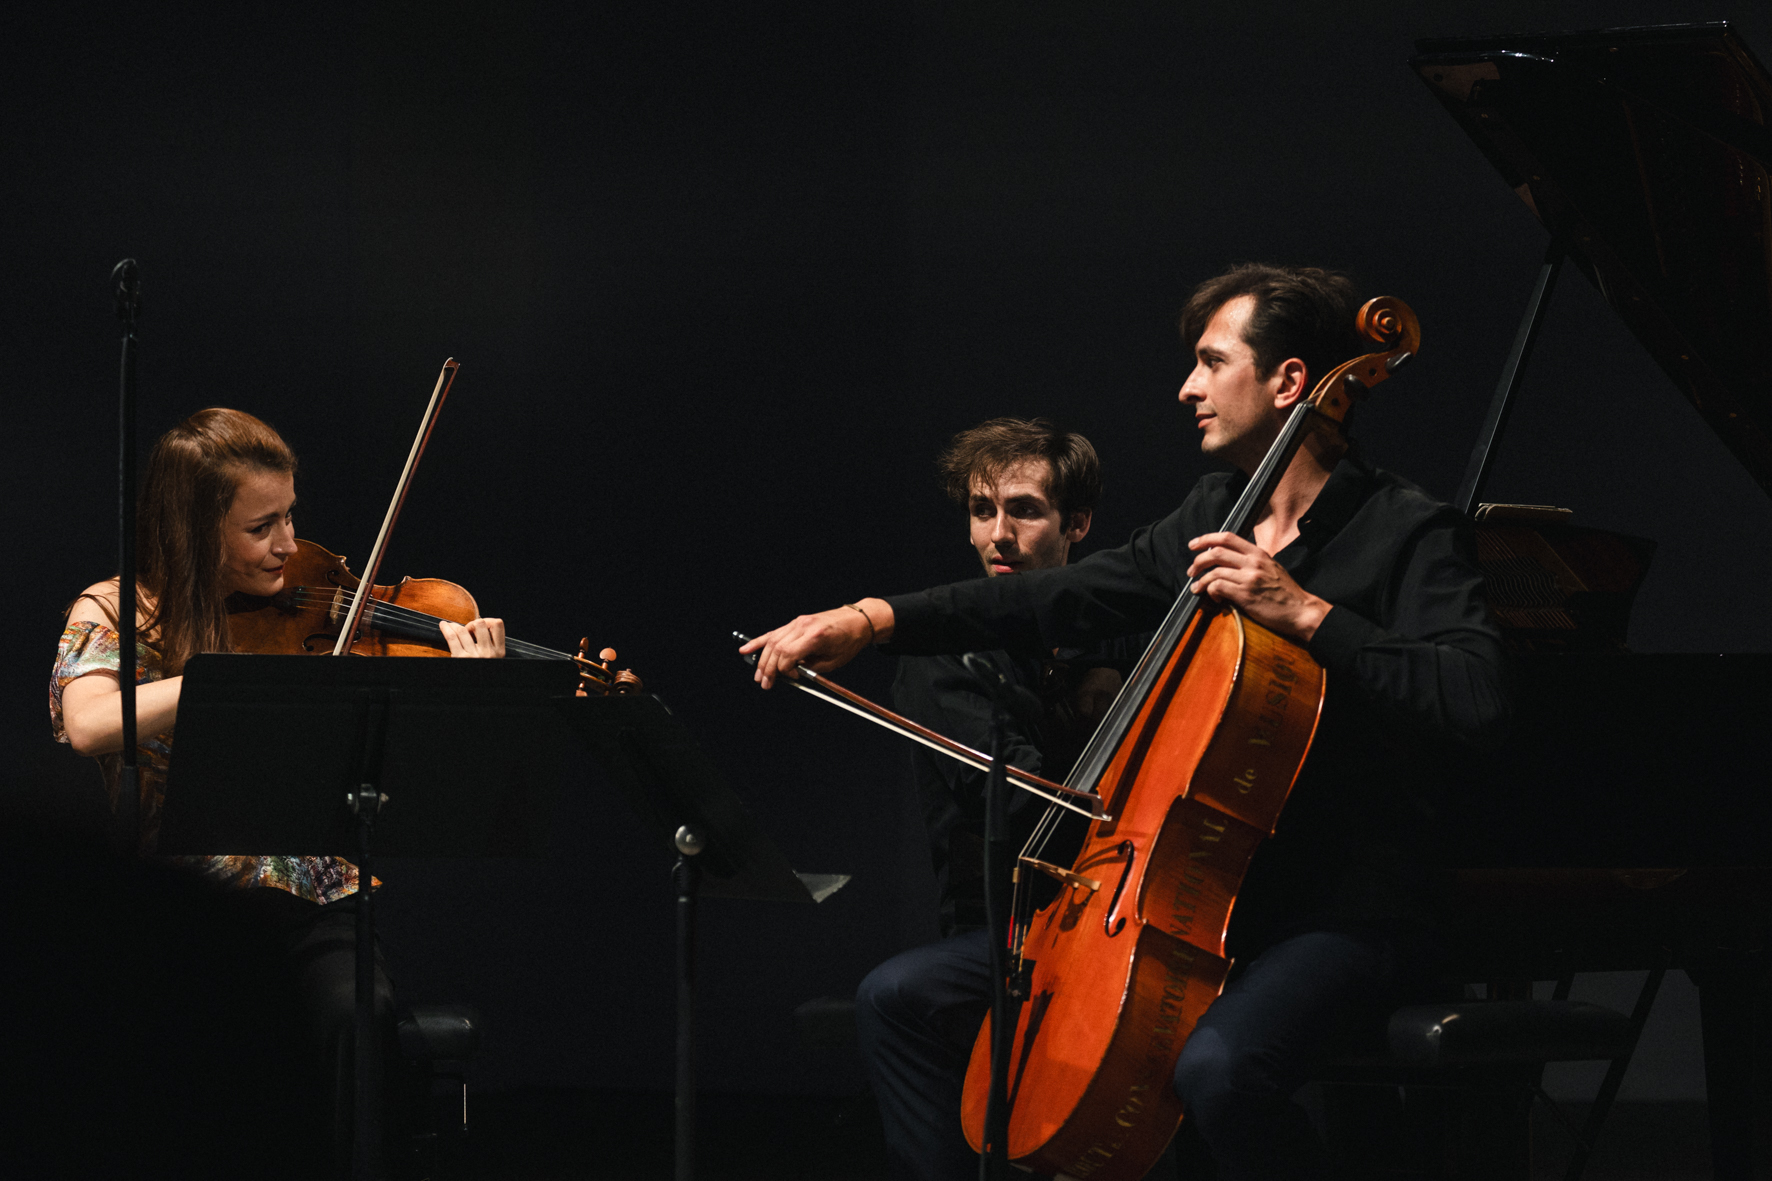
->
<box><xmin>6</xmin><ymin>0</ymin><xmax>1770</xmax><ymax>1101</ymax></box>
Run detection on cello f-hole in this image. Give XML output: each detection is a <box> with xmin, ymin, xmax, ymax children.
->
<box><xmin>1103</xmin><ymin>840</ymin><xmax>1136</xmax><ymax>937</ymax></box>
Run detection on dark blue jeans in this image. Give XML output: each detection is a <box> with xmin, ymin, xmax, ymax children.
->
<box><xmin>855</xmin><ymin>927</ymin><xmax>1398</xmax><ymax>1181</ymax></box>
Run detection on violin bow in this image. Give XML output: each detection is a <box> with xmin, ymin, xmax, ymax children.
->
<box><xmin>734</xmin><ymin>632</ymin><xmax>1107</xmax><ymax>820</ymax></box>
<box><xmin>331</xmin><ymin>359</ymin><xmax>461</xmax><ymax>656</ymax></box>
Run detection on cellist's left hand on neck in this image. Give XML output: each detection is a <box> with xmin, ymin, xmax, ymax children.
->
<box><xmin>439</xmin><ymin>617</ymin><xmax>506</xmax><ymax>658</ymax></box>
<box><xmin>1186</xmin><ymin>533</ymin><xmax>1331</xmax><ymax>644</ymax></box>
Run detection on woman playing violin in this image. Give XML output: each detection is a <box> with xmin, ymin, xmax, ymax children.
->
<box><xmin>54</xmin><ymin>406</ymin><xmax>505</xmax><ymax>857</ymax></box>
<box><xmin>49</xmin><ymin>406</ymin><xmax>506</xmax><ymax>1164</ymax></box>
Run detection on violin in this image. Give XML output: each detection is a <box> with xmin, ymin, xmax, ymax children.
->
<box><xmin>226</xmin><ymin>538</ymin><xmax>642</xmax><ymax>694</ymax></box>
<box><xmin>226</xmin><ymin>357</ymin><xmax>641</xmax><ymax>697</ymax></box>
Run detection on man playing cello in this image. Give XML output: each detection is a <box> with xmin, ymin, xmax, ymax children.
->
<box><xmin>743</xmin><ymin>264</ymin><xmax>1510</xmax><ymax>1179</ymax></box>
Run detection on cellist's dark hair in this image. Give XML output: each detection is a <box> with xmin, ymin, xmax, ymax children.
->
<box><xmin>938</xmin><ymin>417</ymin><xmax>1101</xmax><ymax>521</ymax></box>
<box><xmin>132</xmin><ymin>408</ymin><xmax>298</xmax><ymax>674</ymax></box>
<box><xmin>1179</xmin><ymin>264</ymin><xmax>1362</xmax><ymax>392</ymax></box>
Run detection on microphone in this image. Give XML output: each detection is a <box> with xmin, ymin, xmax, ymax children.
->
<box><xmin>962</xmin><ymin>652</ymin><xmax>1042</xmax><ymax>720</ymax></box>
<box><xmin>112</xmin><ymin>258</ymin><xmax>141</xmax><ymax>324</ymax></box>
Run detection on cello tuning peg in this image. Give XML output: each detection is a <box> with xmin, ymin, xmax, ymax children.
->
<box><xmin>600</xmin><ymin>648</ymin><xmax>618</xmax><ymax>663</ymax></box>
<box><xmin>1386</xmin><ymin>351</ymin><xmax>1413</xmax><ymax>374</ymax></box>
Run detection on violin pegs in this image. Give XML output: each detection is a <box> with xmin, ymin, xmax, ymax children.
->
<box><xmin>570</xmin><ymin>638</ymin><xmax>641</xmax><ymax>696</ymax></box>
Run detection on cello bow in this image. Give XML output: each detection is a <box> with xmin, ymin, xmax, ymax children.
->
<box><xmin>733</xmin><ymin>633</ymin><xmax>1107</xmax><ymax>821</ymax></box>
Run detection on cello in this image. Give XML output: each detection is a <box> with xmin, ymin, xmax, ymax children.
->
<box><xmin>952</xmin><ymin>296</ymin><xmax>1421</xmax><ymax>1180</ymax></box>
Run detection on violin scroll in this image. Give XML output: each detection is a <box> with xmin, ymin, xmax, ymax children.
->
<box><xmin>1305</xmin><ymin>296</ymin><xmax>1422</xmax><ymax>426</ymax></box>
<box><xmin>575</xmin><ymin>637</ymin><xmax>645</xmax><ymax>696</ymax></box>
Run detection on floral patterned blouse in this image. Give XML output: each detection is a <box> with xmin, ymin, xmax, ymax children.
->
<box><xmin>51</xmin><ymin>620</ymin><xmax>363</xmax><ymax>904</ymax></box>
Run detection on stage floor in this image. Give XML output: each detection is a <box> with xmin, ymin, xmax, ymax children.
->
<box><xmin>449</xmin><ymin>1088</ymin><xmax>887</xmax><ymax>1180</ymax></box>
<box><xmin>442</xmin><ymin>1092</ymin><xmax>1719</xmax><ymax>1180</ymax></box>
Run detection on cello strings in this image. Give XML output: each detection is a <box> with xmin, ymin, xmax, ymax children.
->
<box><xmin>1017</xmin><ymin>402</ymin><xmax>1320</xmax><ymax>869</ymax></box>
<box><xmin>277</xmin><ymin>588</ymin><xmax>580</xmax><ymax>663</ymax></box>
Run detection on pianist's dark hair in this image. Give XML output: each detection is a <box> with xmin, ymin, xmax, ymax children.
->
<box><xmin>939</xmin><ymin>417</ymin><xmax>1101</xmax><ymax>522</ymax></box>
<box><xmin>1179</xmin><ymin>264</ymin><xmax>1363</xmax><ymax>393</ymax></box>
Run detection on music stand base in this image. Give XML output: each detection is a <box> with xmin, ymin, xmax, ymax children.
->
<box><xmin>675</xmin><ymin>852</ymin><xmax>701</xmax><ymax>1181</ymax></box>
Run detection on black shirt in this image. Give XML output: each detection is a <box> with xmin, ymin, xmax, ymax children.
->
<box><xmin>893</xmin><ymin>642</ymin><xmax>1140</xmax><ymax>934</ymax></box>
<box><xmin>892</xmin><ymin>649</ymin><xmax>1050</xmax><ymax>935</ymax></box>
<box><xmin>883</xmin><ymin>453</ymin><xmax>1511</xmax><ymax>955</ymax></box>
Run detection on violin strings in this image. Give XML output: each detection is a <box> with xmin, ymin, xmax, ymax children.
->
<box><xmin>278</xmin><ymin>588</ymin><xmax>578</xmax><ymax>662</ymax></box>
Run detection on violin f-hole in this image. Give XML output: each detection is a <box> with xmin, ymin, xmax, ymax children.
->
<box><xmin>1103</xmin><ymin>840</ymin><xmax>1136</xmax><ymax>937</ymax></box>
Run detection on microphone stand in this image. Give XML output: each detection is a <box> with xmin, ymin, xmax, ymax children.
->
<box><xmin>962</xmin><ymin>654</ymin><xmax>1033</xmax><ymax>1181</ymax></box>
<box><xmin>112</xmin><ymin>259</ymin><xmax>141</xmax><ymax>852</ymax></box>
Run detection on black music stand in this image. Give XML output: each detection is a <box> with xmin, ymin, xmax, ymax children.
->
<box><xmin>160</xmin><ymin>654</ymin><xmax>582</xmax><ymax>1181</ymax></box>
<box><xmin>558</xmin><ymin>693</ymin><xmax>848</xmax><ymax>1181</ymax></box>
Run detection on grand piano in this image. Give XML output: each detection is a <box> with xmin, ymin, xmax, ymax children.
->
<box><xmin>1408</xmin><ymin>21</ymin><xmax>1772</xmax><ymax>1179</ymax></box>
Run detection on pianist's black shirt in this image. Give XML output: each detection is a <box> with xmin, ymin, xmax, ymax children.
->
<box><xmin>883</xmin><ymin>451</ymin><xmax>1511</xmax><ymax>958</ymax></box>
<box><xmin>893</xmin><ymin>639</ymin><xmax>1144</xmax><ymax>936</ymax></box>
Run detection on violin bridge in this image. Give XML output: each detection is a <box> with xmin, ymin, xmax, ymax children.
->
<box><xmin>1020</xmin><ymin>857</ymin><xmax>1100</xmax><ymax>894</ymax></box>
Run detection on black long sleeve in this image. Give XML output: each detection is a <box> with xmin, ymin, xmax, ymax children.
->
<box><xmin>891</xmin><ymin>651</ymin><xmax>1046</xmax><ymax>934</ymax></box>
<box><xmin>886</xmin><ymin>455</ymin><xmax>1509</xmax><ymax>752</ymax></box>
<box><xmin>881</xmin><ymin>454</ymin><xmax>1513</xmax><ymax>952</ymax></box>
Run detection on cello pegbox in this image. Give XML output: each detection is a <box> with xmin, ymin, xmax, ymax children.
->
<box><xmin>1307</xmin><ymin>295</ymin><xmax>1422</xmax><ymax>426</ymax></box>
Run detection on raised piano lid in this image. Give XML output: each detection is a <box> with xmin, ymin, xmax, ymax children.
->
<box><xmin>1410</xmin><ymin>22</ymin><xmax>1772</xmax><ymax>496</ymax></box>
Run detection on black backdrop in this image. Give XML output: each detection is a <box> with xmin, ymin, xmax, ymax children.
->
<box><xmin>6</xmin><ymin>1</ymin><xmax>1770</xmax><ymax>1096</ymax></box>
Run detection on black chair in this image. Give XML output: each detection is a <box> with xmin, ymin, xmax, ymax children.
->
<box><xmin>1314</xmin><ymin>975</ymin><xmax>1658</xmax><ymax>1181</ymax></box>
<box><xmin>795</xmin><ymin>995</ymin><xmax>861</xmax><ymax>1050</ymax></box>
<box><xmin>398</xmin><ymin>1003</ymin><xmax>484</xmax><ymax>1171</ymax></box>
<box><xmin>792</xmin><ymin>983</ymin><xmax>1652</xmax><ymax>1180</ymax></box>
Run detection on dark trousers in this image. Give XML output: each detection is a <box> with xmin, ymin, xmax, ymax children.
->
<box><xmin>230</xmin><ymin>887</ymin><xmax>399</xmax><ymax>1172</ymax></box>
<box><xmin>856</xmin><ymin>929</ymin><xmax>995</xmax><ymax>1181</ymax></box>
<box><xmin>855</xmin><ymin>927</ymin><xmax>1398</xmax><ymax>1181</ymax></box>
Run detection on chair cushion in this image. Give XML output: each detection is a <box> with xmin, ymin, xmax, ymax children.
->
<box><xmin>1387</xmin><ymin>1000</ymin><xmax>1633</xmax><ymax>1069</ymax></box>
<box><xmin>794</xmin><ymin>996</ymin><xmax>857</xmax><ymax>1049</ymax></box>
<box><xmin>398</xmin><ymin>1004</ymin><xmax>482</xmax><ymax>1062</ymax></box>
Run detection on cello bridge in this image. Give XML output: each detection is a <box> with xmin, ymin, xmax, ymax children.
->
<box><xmin>1019</xmin><ymin>857</ymin><xmax>1100</xmax><ymax>894</ymax></box>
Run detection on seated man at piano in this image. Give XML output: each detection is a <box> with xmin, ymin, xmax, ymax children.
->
<box><xmin>892</xmin><ymin>416</ymin><xmax>1132</xmax><ymax>936</ymax></box>
<box><xmin>743</xmin><ymin>262</ymin><xmax>1510</xmax><ymax>1180</ymax></box>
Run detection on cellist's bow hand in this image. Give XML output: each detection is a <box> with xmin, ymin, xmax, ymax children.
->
<box><xmin>739</xmin><ymin>598</ymin><xmax>894</xmax><ymax>689</ymax></box>
<box><xmin>439</xmin><ymin>617</ymin><xmax>507</xmax><ymax>658</ymax></box>
<box><xmin>1186</xmin><ymin>533</ymin><xmax>1330</xmax><ymax>644</ymax></box>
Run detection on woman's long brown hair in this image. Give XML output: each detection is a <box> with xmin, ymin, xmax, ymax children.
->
<box><xmin>134</xmin><ymin>408</ymin><xmax>298</xmax><ymax>674</ymax></box>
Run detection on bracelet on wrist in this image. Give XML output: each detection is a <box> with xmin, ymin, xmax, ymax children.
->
<box><xmin>843</xmin><ymin>601</ymin><xmax>877</xmax><ymax>644</ymax></box>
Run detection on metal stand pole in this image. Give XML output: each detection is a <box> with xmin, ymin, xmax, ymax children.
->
<box><xmin>963</xmin><ymin>653</ymin><xmax>1027</xmax><ymax>1181</ymax></box>
<box><xmin>673</xmin><ymin>824</ymin><xmax>705</xmax><ymax>1181</ymax></box>
<box><xmin>1455</xmin><ymin>238</ymin><xmax>1565</xmax><ymax>514</ymax></box>
<box><xmin>111</xmin><ymin>259</ymin><xmax>141</xmax><ymax>852</ymax></box>
<box><xmin>350</xmin><ymin>691</ymin><xmax>391</xmax><ymax>1181</ymax></box>
<box><xmin>980</xmin><ymin>699</ymin><xmax>1012</xmax><ymax>1181</ymax></box>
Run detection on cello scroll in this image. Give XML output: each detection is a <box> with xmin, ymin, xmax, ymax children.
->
<box><xmin>1307</xmin><ymin>296</ymin><xmax>1422</xmax><ymax>426</ymax></box>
